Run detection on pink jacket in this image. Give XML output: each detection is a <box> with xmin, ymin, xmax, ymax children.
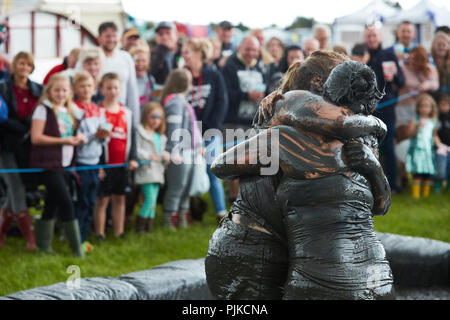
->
<box><xmin>398</xmin><ymin>61</ymin><xmax>439</xmax><ymax>106</ymax></box>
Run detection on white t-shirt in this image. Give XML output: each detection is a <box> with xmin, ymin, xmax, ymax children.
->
<box><xmin>101</xmin><ymin>49</ymin><xmax>140</xmax><ymax>126</ymax></box>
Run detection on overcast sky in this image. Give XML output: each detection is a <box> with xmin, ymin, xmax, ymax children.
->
<box><xmin>122</xmin><ymin>0</ymin><xmax>450</xmax><ymax>28</ymax></box>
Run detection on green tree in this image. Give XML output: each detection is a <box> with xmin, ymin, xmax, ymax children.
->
<box><xmin>383</xmin><ymin>0</ymin><xmax>401</xmax><ymax>9</ymax></box>
<box><xmin>286</xmin><ymin>16</ymin><xmax>316</xmax><ymax>30</ymax></box>
<box><xmin>235</xmin><ymin>22</ymin><xmax>249</xmax><ymax>32</ymax></box>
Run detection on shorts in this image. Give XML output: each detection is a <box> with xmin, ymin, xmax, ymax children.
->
<box><xmin>98</xmin><ymin>167</ymin><xmax>129</xmax><ymax>197</ymax></box>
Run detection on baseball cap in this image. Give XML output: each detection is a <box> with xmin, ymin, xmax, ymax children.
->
<box><xmin>218</xmin><ymin>21</ymin><xmax>233</xmax><ymax>30</ymax></box>
<box><xmin>155</xmin><ymin>21</ymin><xmax>176</xmax><ymax>33</ymax></box>
<box><xmin>123</xmin><ymin>27</ymin><xmax>140</xmax><ymax>39</ymax></box>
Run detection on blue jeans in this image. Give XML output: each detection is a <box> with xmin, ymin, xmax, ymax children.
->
<box><xmin>435</xmin><ymin>151</ymin><xmax>450</xmax><ymax>181</ymax></box>
<box><xmin>204</xmin><ymin>136</ymin><xmax>226</xmax><ymax>215</ymax></box>
<box><xmin>74</xmin><ymin>163</ymin><xmax>99</xmax><ymax>242</ymax></box>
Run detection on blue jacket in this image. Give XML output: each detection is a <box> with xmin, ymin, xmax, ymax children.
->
<box><xmin>367</xmin><ymin>45</ymin><xmax>405</xmax><ymax>113</ymax></box>
<box><xmin>186</xmin><ymin>63</ymin><xmax>228</xmax><ymax>133</ymax></box>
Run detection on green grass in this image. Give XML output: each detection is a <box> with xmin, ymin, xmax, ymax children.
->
<box><xmin>373</xmin><ymin>192</ymin><xmax>450</xmax><ymax>242</ymax></box>
<box><xmin>0</xmin><ymin>191</ymin><xmax>449</xmax><ymax>296</ymax></box>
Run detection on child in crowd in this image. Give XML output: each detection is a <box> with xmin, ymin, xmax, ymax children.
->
<box><xmin>130</xmin><ymin>45</ymin><xmax>157</xmax><ymax>107</ymax></box>
<box><xmin>94</xmin><ymin>73</ymin><xmax>138</xmax><ymax>239</ymax></box>
<box><xmin>72</xmin><ymin>71</ymin><xmax>110</xmax><ymax>252</ymax></box>
<box><xmin>134</xmin><ymin>102</ymin><xmax>169</xmax><ymax>233</ymax></box>
<box><xmin>435</xmin><ymin>93</ymin><xmax>450</xmax><ymax>193</ymax></box>
<box><xmin>30</xmin><ymin>73</ymin><xmax>85</xmax><ymax>257</ymax></box>
<box><xmin>406</xmin><ymin>94</ymin><xmax>442</xmax><ymax>198</ymax></box>
<box><xmin>161</xmin><ymin>69</ymin><xmax>202</xmax><ymax>229</ymax></box>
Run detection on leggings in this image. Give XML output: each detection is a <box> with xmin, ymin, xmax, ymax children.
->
<box><xmin>139</xmin><ymin>183</ymin><xmax>159</xmax><ymax>219</ymax></box>
<box><xmin>41</xmin><ymin>171</ymin><xmax>75</xmax><ymax>222</ymax></box>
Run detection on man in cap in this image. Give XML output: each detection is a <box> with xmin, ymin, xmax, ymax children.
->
<box><xmin>214</xmin><ymin>21</ymin><xmax>237</xmax><ymax>68</ymax></box>
<box><xmin>121</xmin><ymin>27</ymin><xmax>141</xmax><ymax>52</ymax></box>
<box><xmin>149</xmin><ymin>21</ymin><xmax>182</xmax><ymax>85</ymax></box>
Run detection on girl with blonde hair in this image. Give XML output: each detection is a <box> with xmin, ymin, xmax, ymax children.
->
<box><xmin>30</xmin><ymin>73</ymin><xmax>86</xmax><ymax>257</ymax></box>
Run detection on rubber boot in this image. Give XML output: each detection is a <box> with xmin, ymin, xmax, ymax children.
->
<box><xmin>163</xmin><ymin>212</ymin><xmax>177</xmax><ymax>230</ymax></box>
<box><xmin>15</xmin><ymin>210</ymin><xmax>36</xmax><ymax>250</ymax></box>
<box><xmin>0</xmin><ymin>208</ymin><xmax>14</xmax><ymax>247</ymax></box>
<box><xmin>63</xmin><ymin>220</ymin><xmax>85</xmax><ymax>258</ymax></box>
<box><xmin>35</xmin><ymin>218</ymin><xmax>56</xmax><ymax>254</ymax></box>
<box><xmin>411</xmin><ymin>180</ymin><xmax>421</xmax><ymax>199</ymax></box>
<box><xmin>178</xmin><ymin>210</ymin><xmax>190</xmax><ymax>228</ymax></box>
<box><xmin>145</xmin><ymin>218</ymin><xmax>153</xmax><ymax>233</ymax></box>
<box><xmin>434</xmin><ymin>180</ymin><xmax>442</xmax><ymax>194</ymax></box>
<box><xmin>422</xmin><ymin>180</ymin><xmax>432</xmax><ymax>198</ymax></box>
<box><xmin>135</xmin><ymin>216</ymin><xmax>146</xmax><ymax>234</ymax></box>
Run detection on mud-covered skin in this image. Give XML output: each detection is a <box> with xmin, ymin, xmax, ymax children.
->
<box><xmin>206</xmin><ymin>61</ymin><xmax>393</xmax><ymax>300</ymax></box>
<box><xmin>205</xmin><ymin>175</ymin><xmax>288</xmax><ymax>300</ymax></box>
<box><xmin>277</xmin><ymin>174</ymin><xmax>394</xmax><ymax>300</ymax></box>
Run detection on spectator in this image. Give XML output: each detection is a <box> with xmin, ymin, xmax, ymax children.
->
<box><xmin>351</xmin><ymin>43</ymin><xmax>369</xmax><ymax>64</ymax></box>
<box><xmin>267</xmin><ymin>37</ymin><xmax>284</xmax><ymax>66</ymax></box>
<box><xmin>161</xmin><ymin>69</ymin><xmax>202</xmax><ymax>229</ymax></box>
<box><xmin>431</xmin><ymin>32</ymin><xmax>450</xmax><ymax>95</ymax></box>
<box><xmin>266</xmin><ymin>44</ymin><xmax>304</xmax><ymax>94</ymax></box>
<box><xmin>121</xmin><ymin>27</ymin><xmax>141</xmax><ymax>52</ymax></box>
<box><xmin>97</xmin><ymin>21</ymin><xmax>140</xmax><ymax>126</ymax></box>
<box><xmin>73</xmin><ymin>47</ymin><xmax>105</xmax><ymax>104</ymax></box>
<box><xmin>134</xmin><ymin>102</ymin><xmax>169</xmax><ymax>233</ymax></box>
<box><xmin>43</xmin><ymin>48</ymin><xmax>81</xmax><ymax>85</ymax></box>
<box><xmin>182</xmin><ymin>38</ymin><xmax>228</xmax><ymax>221</ymax></box>
<box><xmin>30</xmin><ymin>73</ymin><xmax>85</xmax><ymax>257</ymax></box>
<box><xmin>130</xmin><ymin>45</ymin><xmax>157</xmax><ymax>108</ymax></box>
<box><xmin>435</xmin><ymin>25</ymin><xmax>450</xmax><ymax>36</ymax></box>
<box><xmin>406</xmin><ymin>94</ymin><xmax>440</xmax><ymax>199</ymax></box>
<box><xmin>214</xmin><ymin>21</ymin><xmax>236</xmax><ymax>68</ymax></box>
<box><xmin>303</xmin><ymin>38</ymin><xmax>320</xmax><ymax>57</ymax></box>
<box><xmin>94</xmin><ymin>73</ymin><xmax>138</xmax><ymax>240</ymax></box>
<box><xmin>387</xmin><ymin>21</ymin><xmax>417</xmax><ymax>61</ymax></box>
<box><xmin>208</xmin><ymin>38</ymin><xmax>222</xmax><ymax>67</ymax></box>
<box><xmin>72</xmin><ymin>71</ymin><xmax>110</xmax><ymax>252</ymax></box>
<box><xmin>332</xmin><ymin>44</ymin><xmax>348</xmax><ymax>56</ymax></box>
<box><xmin>313</xmin><ymin>24</ymin><xmax>331</xmax><ymax>50</ymax></box>
<box><xmin>127</xmin><ymin>44</ymin><xmax>156</xmax><ymax>226</ymax></box>
<box><xmin>364</xmin><ymin>24</ymin><xmax>405</xmax><ymax>192</ymax></box>
<box><xmin>435</xmin><ymin>93</ymin><xmax>450</xmax><ymax>193</ymax></box>
<box><xmin>221</xmin><ymin>35</ymin><xmax>264</xmax><ymax>202</ymax></box>
<box><xmin>251</xmin><ymin>29</ymin><xmax>274</xmax><ymax>72</ymax></box>
<box><xmin>0</xmin><ymin>52</ymin><xmax>42</xmax><ymax>251</ymax></box>
<box><xmin>149</xmin><ymin>21</ymin><xmax>182</xmax><ymax>86</ymax></box>
<box><xmin>397</xmin><ymin>46</ymin><xmax>439</xmax><ymax>141</ymax></box>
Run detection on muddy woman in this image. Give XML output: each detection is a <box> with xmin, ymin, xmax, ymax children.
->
<box><xmin>205</xmin><ymin>51</ymin><xmax>394</xmax><ymax>300</ymax></box>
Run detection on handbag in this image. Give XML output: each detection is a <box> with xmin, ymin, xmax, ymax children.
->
<box><xmin>189</xmin><ymin>153</ymin><xmax>210</xmax><ymax>196</ymax></box>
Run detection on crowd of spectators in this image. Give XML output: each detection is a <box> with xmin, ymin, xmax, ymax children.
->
<box><xmin>0</xmin><ymin>19</ymin><xmax>448</xmax><ymax>257</ymax></box>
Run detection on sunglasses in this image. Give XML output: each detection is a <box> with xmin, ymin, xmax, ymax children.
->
<box><xmin>151</xmin><ymin>114</ymin><xmax>162</xmax><ymax>119</ymax></box>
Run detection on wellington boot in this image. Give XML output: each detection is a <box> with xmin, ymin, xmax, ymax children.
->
<box><xmin>0</xmin><ymin>208</ymin><xmax>14</xmax><ymax>247</ymax></box>
<box><xmin>16</xmin><ymin>210</ymin><xmax>36</xmax><ymax>250</ymax></box>
<box><xmin>35</xmin><ymin>218</ymin><xmax>56</xmax><ymax>254</ymax></box>
<box><xmin>135</xmin><ymin>216</ymin><xmax>146</xmax><ymax>234</ymax></box>
<box><xmin>63</xmin><ymin>220</ymin><xmax>85</xmax><ymax>258</ymax></box>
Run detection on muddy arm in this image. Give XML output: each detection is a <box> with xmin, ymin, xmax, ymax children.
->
<box><xmin>211</xmin><ymin>129</ymin><xmax>278</xmax><ymax>179</ymax></box>
<box><xmin>270</xmin><ymin>90</ymin><xmax>387</xmax><ymax>142</ymax></box>
<box><xmin>343</xmin><ymin>141</ymin><xmax>391</xmax><ymax>215</ymax></box>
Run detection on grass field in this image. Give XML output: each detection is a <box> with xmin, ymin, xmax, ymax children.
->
<box><xmin>0</xmin><ymin>191</ymin><xmax>449</xmax><ymax>296</ymax></box>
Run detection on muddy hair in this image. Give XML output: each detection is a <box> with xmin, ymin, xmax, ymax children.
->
<box><xmin>279</xmin><ymin>50</ymin><xmax>349</xmax><ymax>95</ymax></box>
